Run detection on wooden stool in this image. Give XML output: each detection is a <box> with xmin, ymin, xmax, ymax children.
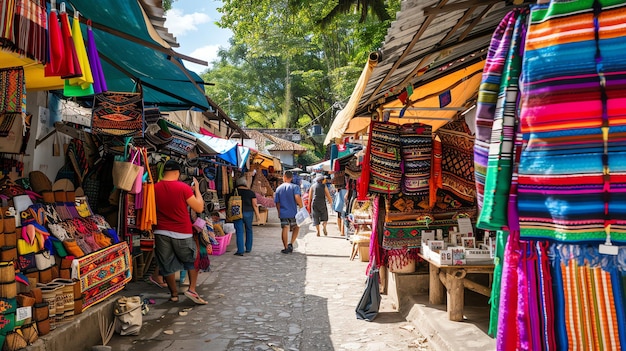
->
<box><xmin>350</xmin><ymin>232</ymin><xmax>371</xmax><ymax>261</ymax></box>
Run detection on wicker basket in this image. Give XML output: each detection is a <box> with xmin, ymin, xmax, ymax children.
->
<box><xmin>0</xmin><ymin>280</ymin><xmax>17</xmax><ymax>298</ymax></box>
<box><xmin>0</xmin><ymin>261</ymin><xmax>15</xmax><ymax>283</ymax></box>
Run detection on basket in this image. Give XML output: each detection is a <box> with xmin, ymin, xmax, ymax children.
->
<box><xmin>210</xmin><ymin>233</ymin><xmax>232</xmax><ymax>256</ymax></box>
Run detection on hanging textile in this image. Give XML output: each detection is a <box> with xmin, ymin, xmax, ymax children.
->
<box><xmin>11</xmin><ymin>0</ymin><xmax>47</xmax><ymax>62</ymax></box>
<box><xmin>477</xmin><ymin>8</ymin><xmax>527</xmax><ymax>231</ymax></box>
<box><xmin>400</xmin><ymin>123</ymin><xmax>432</xmax><ymax>197</ymax></box>
<box><xmin>0</xmin><ymin>66</ymin><xmax>26</xmax><ymax>115</ymax></box>
<box><xmin>553</xmin><ymin>244</ymin><xmax>626</xmax><ymax>350</ymax></box>
<box><xmin>138</xmin><ymin>149</ymin><xmax>156</xmax><ymax>231</ymax></box>
<box><xmin>437</xmin><ymin>120</ymin><xmax>475</xmax><ymax>204</ymax></box>
<box><xmin>85</xmin><ymin>24</ymin><xmax>107</xmax><ymax>94</ymax></box>
<box><xmin>357</xmin><ymin>121</ymin><xmax>374</xmax><ymax>201</ymax></box>
<box><xmin>44</xmin><ymin>6</ymin><xmax>64</xmax><ymax>77</ymax></box>
<box><xmin>92</xmin><ymin>92</ymin><xmax>144</xmax><ymax>137</ymax></box>
<box><xmin>58</xmin><ymin>8</ymin><xmax>81</xmax><ymax>79</ymax></box>
<box><xmin>0</xmin><ymin>0</ymin><xmax>16</xmax><ymax>48</ymax></box>
<box><xmin>517</xmin><ymin>0</ymin><xmax>626</xmax><ymax>243</ymax></box>
<box><xmin>428</xmin><ymin>136</ymin><xmax>442</xmax><ymax>208</ymax></box>
<box><xmin>368</xmin><ymin>121</ymin><xmax>402</xmax><ymax>195</ymax></box>
<box><xmin>64</xmin><ymin>14</ymin><xmax>94</xmax><ymax>97</ymax></box>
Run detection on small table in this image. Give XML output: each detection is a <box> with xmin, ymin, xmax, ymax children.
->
<box><xmin>419</xmin><ymin>253</ymin><xmax>494</xmax><ymax>321</ymax></box>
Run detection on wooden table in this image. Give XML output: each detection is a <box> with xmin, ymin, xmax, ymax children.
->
<box><xmin>419</xmin><ymin>253</ymin><xmax>494</xmax><ymax>321</ymax></box>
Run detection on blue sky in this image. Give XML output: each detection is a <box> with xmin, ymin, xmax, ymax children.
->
<box><xmin>164</xmin><ymin>0</ymin><xmax>233</xmax><ymax>74</ymax></box>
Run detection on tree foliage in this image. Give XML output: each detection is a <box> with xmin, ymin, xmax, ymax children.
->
<box><xmin>203</xmin><ymin>0</ymin><xmax>399</xmax><ymax>158</ymax></box>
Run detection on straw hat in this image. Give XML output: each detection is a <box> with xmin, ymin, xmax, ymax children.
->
<box><xmin>52</xmin><ymin>179</ymin><xmax>75</xmax><ymax>192</ymax></box>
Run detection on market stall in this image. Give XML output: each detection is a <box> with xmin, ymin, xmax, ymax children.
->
<box><xmin>0</xmin><ymin>0</ymin><xmax>247</xmax><ymax>348</ymax></box>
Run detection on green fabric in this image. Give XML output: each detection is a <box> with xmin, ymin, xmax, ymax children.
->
<box><xmin>488</xmin><ymin>229</ymin><xmax>508</xmax><ymax>337</ymax></box>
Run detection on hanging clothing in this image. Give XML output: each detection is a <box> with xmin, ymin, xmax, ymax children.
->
<box><xmin>64</xmin><ymin>15</ymin><xmax>94</xmax><ymax>96</ymax></box>
<box><xmin>85</xmin><ymin>25</ymin><xmax>107</xmax><ymax>94</ymax></box>
<box><xmin>58</xmin><ymin>10</ymin><xmax>81</xmax><ymax>79</ymax></box>
<box><xmin>45</xmin><ymin>8</ymin><xmax>65</xmax><ymax>77</ymax></box>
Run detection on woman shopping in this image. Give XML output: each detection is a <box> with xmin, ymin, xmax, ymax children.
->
<box><xmin>308</xmin><ymin>174</ymin><xmax>333</xmax><ymax>236</ymax></box>
<box><xmin>230</xmin><ymin>177</ymin><xmax>260</xmax><ymax>256</ymax></box>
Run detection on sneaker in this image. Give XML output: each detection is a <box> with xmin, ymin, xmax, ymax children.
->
<box><xmin>287</xmin><ymin>244</ymin><xmax>293</xmax><ymax>253</ymax></box>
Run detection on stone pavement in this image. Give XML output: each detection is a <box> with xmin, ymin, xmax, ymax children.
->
<box><xmin>107</xmin><ymin>208</ymin><xmax>431</xmax><ymax>351</ymax></box>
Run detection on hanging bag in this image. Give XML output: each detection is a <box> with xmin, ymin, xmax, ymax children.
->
<box><xmin>112</xmin><ymin>149</ymin><xmax>141</xmax><ymax>192</ymax></box>
<box><xmin>226</xmin><ymin>189</ymin><xmax>242</xmax><ymax>222</ymax></box>
<box><xmin>128</xmin><ymin>148</ymin><xmax>144</xmax><ymax>194</ymax></box>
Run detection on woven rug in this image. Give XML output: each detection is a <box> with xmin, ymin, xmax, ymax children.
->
<box><xmin>72</xmin><ymin>242</ymin><xmax>132</xmax><ymax>311</ymax></box>
<box><xmin>437</xmin><ymin>120</ymin><xmax>476</xmax><ymax>203</ymax></box>
<box><xmin>400</xmin><ymin>123</ymin><xmax>432</xmax><ymax>196</ymax></box>
<box><xmin>0</xmin><ymin>66</ymin><xmax>26</xmax><ymax>115</ymax></box>
<box><xmin>369</xmin><ymin>121</ymin><xmax>402</xmax><ymax>194</ymax></box>
<box><xmin>92</xmin><ymin>92</ymin><xmax>144</xmax><ymax>137</ymax></box>
<box><xmin>517</xmin><ymin>2</ymin><xmax>626</xmax><ymax>243</ymax></box>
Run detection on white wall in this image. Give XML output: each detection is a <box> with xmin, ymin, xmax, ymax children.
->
<box><xmin>24</xmin><ymin>91</ymin><xmax>69</xmax><ymax>182</ymax></box>
<box><xmin>270</xmin><ymin>150</ymin><xmax>295</xmax><ymax>166</ymax></box>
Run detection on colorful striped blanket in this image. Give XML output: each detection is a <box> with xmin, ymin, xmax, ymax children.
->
<box><xmin>517</xmin><ymin>1</ymin><xmax>626</xmax><ymax>243</ymax></box>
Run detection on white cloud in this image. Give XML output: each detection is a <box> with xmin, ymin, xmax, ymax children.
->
<box><xmin>165</xmin><ymin>8</ymin><xmax>211</xmax><ymax>37</ymax></box>
<box><xmin>184</xmin><ymin>45</ymin><xmax>220</xmax><ymax>74</ymax></box>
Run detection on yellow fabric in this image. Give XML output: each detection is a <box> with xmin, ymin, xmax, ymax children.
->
<box><xmin>324</xmin><ymin>56</ymin><xmax>378</xmax><ymax>145</ymax></box>
<box><xmin>382</xmin><ymin>61</ymin><xmax>484</xmax><ymax>131</ymax></box>
<box><xmin>68</xmin><ymin>16</ymin><xmax>94</xmax><ymax>90</ymax></box>
<box><xmin>328</xmin><ymin>60</ymin><xmax>485</xmax><ymax>141</ymax></box>
<box><xmin>0</xmin><ymin>51</ymin><xmax>64</xmax><ymax>91</ymax></box>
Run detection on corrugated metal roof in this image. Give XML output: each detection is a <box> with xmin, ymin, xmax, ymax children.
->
<box><xmin>355</xmin><ymin>0</ymin><xmax>531</xmax><ymax>116</ymax></box>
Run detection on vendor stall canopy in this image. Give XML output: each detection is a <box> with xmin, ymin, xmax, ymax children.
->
<box><xmin>0</xmin><ymin>0</ymin><xmax>210</xmax><ymax>110</ymax></box>
<box><xmin>325</xmin><ymin>0</ymin><xmax>531</xmax><ymax>144</ymax></box>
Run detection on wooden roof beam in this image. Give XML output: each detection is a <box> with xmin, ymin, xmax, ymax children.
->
<box><xmin>396</xmin><ymin>5</ymin><xmax>477</xmax><ymax>90</ymax></box>
<box><xmin>363</xmin><ymin>0</ymin><xmax>449</xmax><ymax>106</ymax></box>
<box><xmin>459</xmin><ymin>3</ymin><xmax>496</xmax><ymax>41</ymax></box>
<box><xmin>423</xmin><ymin>0</ymin><xmax>501</xmax><ymax>16</ymax></box>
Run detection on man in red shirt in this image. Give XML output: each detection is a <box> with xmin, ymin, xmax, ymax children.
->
<box><xmin>154</xmin><ymin>160</ymin><xmax>207</xmax><ymax>304</ymax></box>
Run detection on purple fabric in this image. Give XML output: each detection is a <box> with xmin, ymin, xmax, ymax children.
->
<box><xmin>525</xmin><ymin>244</ymin><xmax>542</xmax><ymax>351</ymax></box>
<box><xmin>517</xmin><ymin>242</ymin><xmax>531</xmax><ymax>351</ymax></box>
<box><xmin>86</xmin><ymin>27</ymin><xmax>108</xmax><ymax>94</ymax></box>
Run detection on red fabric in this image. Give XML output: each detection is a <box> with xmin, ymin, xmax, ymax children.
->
<box><xmin>154</xmin><ymin>180</ymin><xmax>194</xmax><ymax>234</ymax></box>
<box><xmin>45</xmin><ymin>11</ymin><xmax>65</xmax><ymax>77</ymax></box>
<box><xmin>357</xmin><ymin>122</ymin><xmax>374</xmax><ymax>201</ymax></box>
<box><xmin>199</xmin><ymin>127</ymin><xmax>219</xmax><ymax>137</ymax></box>
<box><xmin>58</xmin><ymin>11</ymin><xmax>81</xmax><ymax>79</ymax></box>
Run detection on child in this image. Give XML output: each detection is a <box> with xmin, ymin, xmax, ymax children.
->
<box><xmin>210</xmin><ymin>211</ymin><xmax>226</xmax><ymax>237</ymax></box>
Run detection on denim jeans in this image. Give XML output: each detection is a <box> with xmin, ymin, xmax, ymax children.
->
<box><xmin>234</xmin><ymin>211</ymin><xmax>254</xmax><ymax>253</ymax></box>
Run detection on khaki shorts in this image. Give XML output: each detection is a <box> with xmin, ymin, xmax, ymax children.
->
<box><xmin>154</xmin><ymin>234</ymin><xmax>197</xmax><ymax>276</ymax></box>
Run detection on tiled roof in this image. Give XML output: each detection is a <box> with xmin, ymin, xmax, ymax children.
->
<box><xmin>244</xmin><ymin>129</ymin><xmax>307</xmax><ymax>153</ymax></box>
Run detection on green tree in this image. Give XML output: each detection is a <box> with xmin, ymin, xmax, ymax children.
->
<box><xmin>207</xmin><ymin>0</ymin><xmax>399</xmax><ymax>155</ymax></box>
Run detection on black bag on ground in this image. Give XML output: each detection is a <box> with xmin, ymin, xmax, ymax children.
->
<box><xmin>355</xmin><ymin>267</ymin><xmax>381</xmax><ymax>321</ymax></box>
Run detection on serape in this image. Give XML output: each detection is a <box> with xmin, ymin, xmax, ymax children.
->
<box><xmin>11</xmin><ymin>0</ymin><xmax>47</xmax><ymax>62</ymax></box>
<box><xmin>71</xmin><ymin>242</ymin><xmax>132</xmax><ymax>311</ymax></box>
<box><xmin>517</xmin><ymin>1</ymin><xmax>626</xmax><ymax>243</ymax></box>
<box><xmin>478</xmin><ymin>9</ymin><xmax>527</xmax><ymax>231</ymax></box>
<box><xmin>474</xmin><ymin>10</ymin><xmax>517</xmax><ymax>211</ymax></box>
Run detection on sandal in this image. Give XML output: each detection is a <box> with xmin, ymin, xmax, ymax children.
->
<box><xmin>184</xmin><ymin>290</ymin><xmax>208</xmax><ymax>305</ymax></box>
<box><xmin>168</xmin><ymin>296</ymin><xmax>179</xmax><ymax>302</ymax></box>
<box><xmin>149</xmin><ymin>276</ymin><xmax>168</xmax><ymax>289</ymax></box>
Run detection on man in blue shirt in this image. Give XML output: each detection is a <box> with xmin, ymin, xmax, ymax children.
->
<box><xmin>274</xmin><ymin>171</ymin><xmax>303</xmax><ymax>254</ymax></box>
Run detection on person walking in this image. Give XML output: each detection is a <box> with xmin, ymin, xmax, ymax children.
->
<box><xmin>308</xmin><ymin>174</ymin><xmax>333</xmax><ymax>236</ymax></box>
<box><xmin>274</xmin><ymin>171</ymin><xmax>303</xmax><ymax>254</ymax></box>
<box><xmin>153</xmin><ymin>160</ymin><xmax>208</xmax><ymax>304</ymax></box>
<box><xmin>230</xmin><ymin>177</ymin><xmax>260</xmax><ymax>256</ymax></box>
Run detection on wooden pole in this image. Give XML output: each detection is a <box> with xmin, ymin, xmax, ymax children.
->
<box><xmin>429</xmin><ymin>263</ymin><xmax>445</xmax><ymax>304</ymax></box>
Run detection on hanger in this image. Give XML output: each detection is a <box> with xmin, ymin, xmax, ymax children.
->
<box><xmin>51</xmin><ymin>0</ymin><xmax>57</xmax><ymax>12</ymax></box>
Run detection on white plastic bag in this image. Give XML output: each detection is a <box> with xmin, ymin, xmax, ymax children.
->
<box><xmin>295</xmin><ymin>207</ymin><xmax>311</xmax><ymax>227</ymax></box>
